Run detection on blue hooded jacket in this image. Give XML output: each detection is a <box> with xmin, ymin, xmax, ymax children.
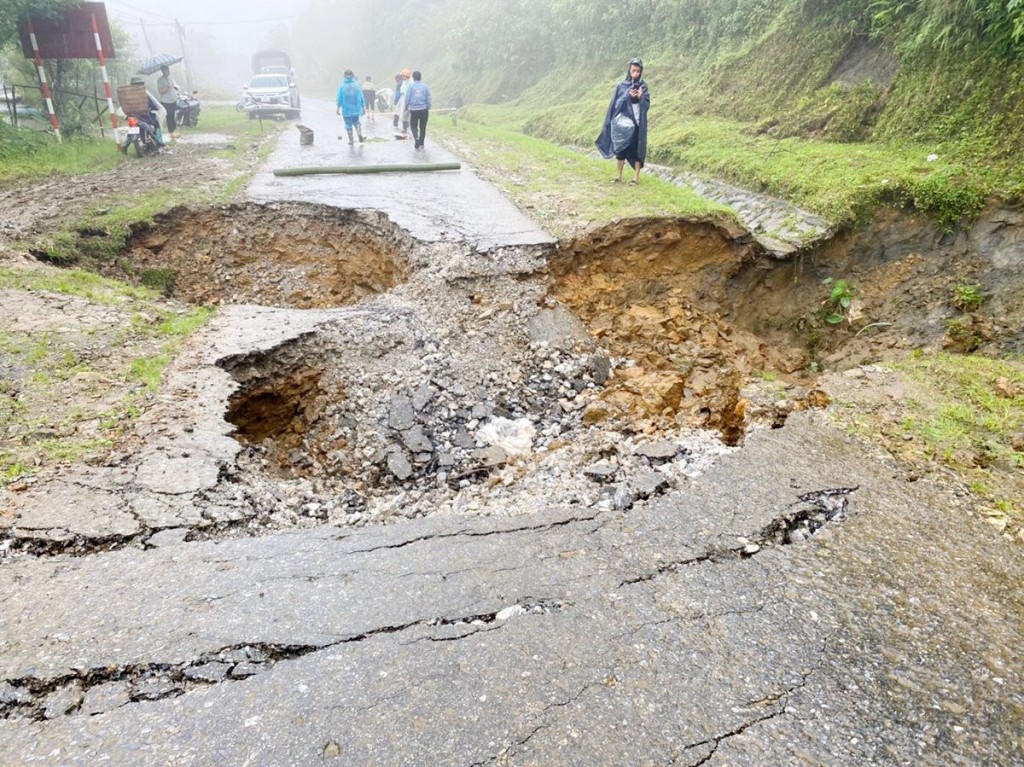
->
<box><xmin>595</xmin><ymin>58</ymin><xmax>650</xmax><ymax>166</ymax></box>
<box><xmin>337</xmin><ymin>74</ymin><xmax>365</xmax><ymax>117</ymax></box>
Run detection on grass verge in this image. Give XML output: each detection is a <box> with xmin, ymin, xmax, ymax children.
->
<box><xmin>434</xmin><ymin>119</ymin><xmax>726</xmax><ymax>238</ymax></box>
<box><xmin>459</xmin><ymin>99</ymin><xmax>995</xmax><ymax>232</ymax></box>
<box><xmin>894</xmin><ymin>352</ymin><xmax>1023</xmax><ymax>531</ymax></box>
<box><xmin>0</xmin><ymin>268</ymin><xmax>214</xmax><ymax>486</ymax></box>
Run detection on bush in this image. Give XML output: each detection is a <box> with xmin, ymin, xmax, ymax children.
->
<box><xmin>0</xmin><ymin>121</ymin><xmax>49</xmax><ymax>162</ymax></box>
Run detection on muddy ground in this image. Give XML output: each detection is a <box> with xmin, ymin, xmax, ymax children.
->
<box><xmin>0</xmin><ymin>126</ymin><xmax>1022</xmax><ymax>544</ymax></box>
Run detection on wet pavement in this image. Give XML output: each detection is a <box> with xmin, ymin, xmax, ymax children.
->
<box><xmin>248</xmin><ymin>98</ymin><xmax>553</xmax><ymax>249</ymax></box>
<box><xmin>1</xmin><ymin>109</ymin><xmax>1023</xmax><ymax>766</ymax></box>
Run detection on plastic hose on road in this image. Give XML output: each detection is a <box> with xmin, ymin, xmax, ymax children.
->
<box><xmin>273</xmin><ymin>163</ymin><xmax>461</xmax><ymax>177</ymax></box>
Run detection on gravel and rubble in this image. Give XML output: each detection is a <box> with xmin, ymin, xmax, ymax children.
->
<box><xmin>205</xmin><ymin>232</ymin><xmax>744</xmax><ymax>535</ymax></box>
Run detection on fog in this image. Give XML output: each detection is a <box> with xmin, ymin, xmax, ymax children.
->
<box><xmin>105</xmin><ymin>0</ymin><xmax>317</xmax><ymax>94</ymax></box>
<box><xmin>102</xmin><ymin>0</ymin><xmax>451</xmax><ymax>99</ymax></box>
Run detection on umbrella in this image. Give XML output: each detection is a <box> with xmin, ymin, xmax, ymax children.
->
<box><xmin>137</xmin><ymin>53</ymin><xmax>183</xmax><ymax>76</ymax></box>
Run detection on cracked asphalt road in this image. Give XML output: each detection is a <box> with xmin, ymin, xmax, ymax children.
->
<box><xmin>1</xmin><ymin>110</ymin><xmax>1022</xmax><ymax>765</ymax></box>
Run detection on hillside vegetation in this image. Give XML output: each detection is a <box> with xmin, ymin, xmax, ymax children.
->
<box><xmin>303</xmin><ymin>0</ymin><xmax>1024</xmax><ymax>228</ymax></box>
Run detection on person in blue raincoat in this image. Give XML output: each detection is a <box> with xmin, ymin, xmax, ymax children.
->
<box><xmin>596</xmin><ymin>57</ymin><xmax>650</xmax><ymax>185</ymax></box>
<box><xmin>336</xmin><ymin>69</ymin><xmax>366</xmax><ymax>145</ymax></box>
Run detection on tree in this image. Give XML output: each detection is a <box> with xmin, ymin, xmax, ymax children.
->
<box><xmin>1</xmin><ymin>13</ymin><xmax>136</xmax><ymax>137</ymax></box>
<box><xmin>0</xmin><ymin>0</ymin><xmax>77</xmax><ymax>49</ymax></box>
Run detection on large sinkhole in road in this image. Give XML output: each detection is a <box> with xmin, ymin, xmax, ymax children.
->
<box><xmin>549</xmin><ymin>217</ymin><xmax>816</xmax><ymax>444</ymax></box>
<box><xmin>218</xmin><ymin>214</ymin><xmax>834</xmax><ymax>529</ymax></box>
<box><xmin>215</xmin><ymin>207</ymin><xmax>1022</xmax><ymax>528</ymax></box>
<box><xmin>123</xmin><ymin>202</ymin><xmax>411</xmax><ymax>308</ymax></box>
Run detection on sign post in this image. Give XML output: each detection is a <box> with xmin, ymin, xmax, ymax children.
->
<box><xmin>91</xmin><ymin>12</ymin><xmax>119</xmax><ymax>142</ymax></box>
<box><xmin>19</xmin><ymin>3</ymin><xmax>118</xmax><ymax>144</ymax></box>
<box><xmin>24</xmin><ymin>18</ymin><xmax>61</xmax><ymax>142</ymax></box>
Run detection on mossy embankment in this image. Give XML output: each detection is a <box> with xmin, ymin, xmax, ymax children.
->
<box><xmin>426</xmin><ymin>1</ymin><xmax>1024</xmax><ymax>231</ymax></box>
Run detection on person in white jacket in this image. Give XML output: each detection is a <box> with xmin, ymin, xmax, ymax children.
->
<box><xmin>393</xmin><ymin>68</ymin><xmax>411</xmax><ymax>135</ymax></box>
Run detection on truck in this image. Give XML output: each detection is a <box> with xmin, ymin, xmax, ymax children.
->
<box><xmin>242</xmin><ymin>49</ymin><xmax>300</xmax><ymax>119</ymax></box>
<box><xmin>252</xmin><ymin>50</ymin><xmax>293</xmax><ymax>77</ymax></box>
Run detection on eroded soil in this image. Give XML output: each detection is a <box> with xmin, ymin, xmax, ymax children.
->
<box><xmin>0</xmin><ymin>133</ymin><xmax>1022</xmax><ymax>547</ymax></box>
<box><xmin>119</xmin><ymin>204</ymin><xmax>413</xmax><ymax>308</ymax></box>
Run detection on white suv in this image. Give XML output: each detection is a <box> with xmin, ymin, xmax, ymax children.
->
<box><xmin>243</xmin><ymin>73</ymin><xmax>300</xmax><ymax>119</ymax></box>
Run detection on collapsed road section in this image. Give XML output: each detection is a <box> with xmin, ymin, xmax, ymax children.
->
<box><xmin>5</xmin><ymin>195</ymin><xmax>1024</xmax><ymax>553</ymax></box>
<box><xmin>1</xmin><ymin>199</ymin><xmax>1023</xmax><ymax>765</ymax></box>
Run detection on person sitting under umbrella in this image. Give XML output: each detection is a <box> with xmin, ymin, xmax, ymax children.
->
<box><xmin>127</xmin><ymin>76</ymin><xmax>166</xmax><ymax>148</ymax></box>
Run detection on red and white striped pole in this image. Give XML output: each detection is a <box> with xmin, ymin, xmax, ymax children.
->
<box><xmin>91</xmin><ymin>13</ymin><xmax>119</xmax><ymax>144</ymax></box>
<box><xmin>25</xmin><ymin>18</ymin><xmax>61</xmax><ymax>142</ymax></box>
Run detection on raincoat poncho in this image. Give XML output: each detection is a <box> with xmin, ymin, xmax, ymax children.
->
<box><xmin>595</xmin><ymin>58</ymin><xmax>650</xmax><ymax>169</ymax></box>
<box><xmin>337</xmin><ymin>72</ymin><xmax>366</xmax><ymax>125</ymax></box>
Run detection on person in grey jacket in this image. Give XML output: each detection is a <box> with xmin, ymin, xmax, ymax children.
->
<box><xmin>403</xmin><ymin>70</ymin><xmax>432</xmax><ymax>149</ymax></box>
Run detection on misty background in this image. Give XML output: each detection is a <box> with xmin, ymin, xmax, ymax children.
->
<box><xmin>100</xmin><ymin>0</ymin><xmax>653</xmax><ymax>103</ymax></box>
<box><xmin>4</xmin><ymin>0</ymin><xmax>657</xmax><ymax>115</ymax></box>
<box><xmin>105</xmin><ymin>0</ymin><xmax>313</xmax><ymax>94</ymax></box>
<box><xmin>102</xmin><ymin>0</ymin><xmax>469</xmax><ymax>99</ymax></box>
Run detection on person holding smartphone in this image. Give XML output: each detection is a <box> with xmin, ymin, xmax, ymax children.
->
<box><xmin>596</xmin><ymin>57</ymin><xmax>650</xmax><ymax>185</ymax></box>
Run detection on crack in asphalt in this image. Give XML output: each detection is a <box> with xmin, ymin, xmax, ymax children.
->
<box><xmin>748</xmin><ymin>486</ymin><xmax>858</xmax><ymax>549</ymax></box>
<box><xmin>466</xmin><ymin>677</ymin><xmax>610</xmax><ymax>767</ymax></box>
<box><xmin>0</xmin><ymin>497</ymin><xmax>602</xmax><ymax>564</ymax></box>
<box><xmin>668</xmin><ymin>638</ymin><xmax>829</xmax><ymax>767</ymax></box>
<box><xmin>0</xmin><ymin>529</ymin><xmax>143</xmax><ymax>560</ymax></box>
<box><xmin>343</xmin><ymin>511</ymin><xmax>602</xmax><ymax>556</ymax></box>
<box><xmin>617</xmin><ymin>487</ymin><xmax>858</xmax><ymax>587</ymax></box>
<box><xmin>0</xmin><ymin>600</ymin><xmax>568</xmax><ymax>722</ymax></box>
<box><xmin>618</xmin><ymin>551</ymin><xmax>722</xmax><ymax>587</ymax></box>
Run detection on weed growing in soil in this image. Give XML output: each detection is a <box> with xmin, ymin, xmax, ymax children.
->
<box><xmin>821</xmin><ymin>277</ymin><xmax>857</xmax><ymax>325</ymax></box>
<box><xmin>894</xmin><ymin>352</ymin><xmax>1024</xmax><ymax>526</ymax></box>
<box><xmin>952</xmin><ymin>282</ymin><xmax>985</xmax><ymax>312</ymax></box>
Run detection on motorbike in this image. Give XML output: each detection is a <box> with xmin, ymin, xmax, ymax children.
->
<box><xmin>236</xmin><ymin>88</ymin><xmax>253</xmax><ymax>112</ymax></box>
<box><xmin>175</xmin><ymin>91</ymin><xmax>201</xmax><ymax>128</ymax></box>
<box><xmin>122</xmin><ymin>113</ymin><xmax>162</xmax><ymax>157</ymax></box>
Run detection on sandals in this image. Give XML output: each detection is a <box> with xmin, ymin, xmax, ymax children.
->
<box><xmin>628</xmin><ymin>179</ymin><xmax>639</xmax><ymax>185</ymax></box>
<box><xmin>611</xmin><ymin>177</ymin><xmax>622</xmax><ymax>183</ymax></box>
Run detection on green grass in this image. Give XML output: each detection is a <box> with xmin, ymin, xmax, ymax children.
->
<box><xmin>1</xmin><ymin>455</ymin><xmax>32</xmax><ymax>486</ymax></box>
<box><xmin>191</xmin><ymin>104</ymin><xmax>266</xmax><ymax>134</ymax></box>
<box><xmin>40</xmin><ymin>437</ymin><xmax>113</xmax><ymax>463</ymax></box>
<box><xmin>127</xmin><ymin>354</ymin><xmax>171</xmax><ymax>390</ymax></box>
<box><xmin>156</xmin><ymin>306</ymin><xmax>214</xmax><ymax>339</ymax></box>
<box><xmin>123</xmin><ymin>305</ymin><xmax>213</xmax><ymax>390</ymax></box>
<box><xmin>894</xmin><ymin>352</ymin><xmax>1024</xmax><ymax>520</ymax></box>
<box><xmin>896</xmin><ymin>353</ymin><xmax>1023</xmax><ymax>455</ymax></box>
<box><xmin>458</xmin><ymin>98</ymin><xmax>992</xmax><ymax>231</ymax></box>
<box><xmin>435</xmin><ymin>120</ymin><xmax>724</xmax><ymax>237</ymax></box>
<box><xmin>0</xmin><ymin>131</ymin><xmax>123</xmax><ymax>186</ymax></box>
<box><xmin>0</xmin><ymin>267</ymin><xmax>160</xmax><ymax>303</ymax></box>
<box><xmin>0</xmin><ymin>267</ymin><xmax>215</xmax><ymax>484</ymax></box>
